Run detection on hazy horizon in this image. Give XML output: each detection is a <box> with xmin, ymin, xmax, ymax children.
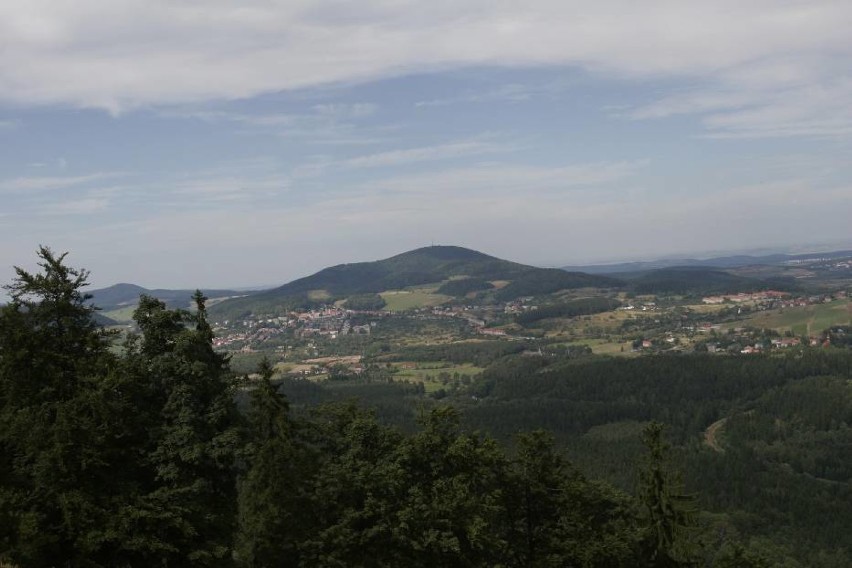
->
<box><xmin>48</xmin><ymin>239</ymin><xmax>852</xmax><ymax>292</ymax></box>
<box><xmin>2</xmin><ymin>2</ymin><xmax>851</xmax><ymax>289</ymax></box>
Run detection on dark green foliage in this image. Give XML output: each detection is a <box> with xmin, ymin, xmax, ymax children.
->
<box><xmin>470</xmin><ymin>351</ymin><xmax>852</xmax><ymax>442</ymax></box>
<box><xmin>637</xmin><ymin>423</ymin><xmax>698</xmax><ymax>566</ymax></box>
<box><xmin>296</xmin><ymin>403</ymin><xmax>407</xmax><ymax>567</ymax></box>
<box><xmin>0</xmin><ymin>247</ymin><xmax>119</xmax><ymax>565</ymax></box>
<box><xmin>515</xmin><ymin>297</ymin><xmax>621</xmax><ymax>325</ymax></box>
<box><xmin>0</xmin><ymin>251</ymin><xmax>243</xmax><ymax>566</ymax></box>
<box><xmin>236</xmin><ymin>360</ymin><xmax>307</xmax><ymax>567</ymax></box>
<box><xmin>436</xmin><ymin>278</ymin><xmax>494</xmax><ymax>296</ymax></box>
<box><xmin>277</xmin><ymin>406</ymin><xmax>649</xmax><ymax>567</ymax></box>
<box><xmin>685</xmin><ymin>374</ymin><xmax>852</xmax><ymax>560</ymax></box>
<box><xmin>342</xmin><ymin>293</ymin><xmax>387</xmax><ymax>310</ymax></box>
<box><xmin>389</xmin><ymin>407</ymin><xmax>510</xmax><ymax>566</ymax></box>
<box><xmin>381</xmin><ymin>340</ymin><xmax>528</xmax><ymax>366</ymax></box>
<box><xmin>461</xmin><ymin>350</ymin><xmax>852</xmax><ymax>565</ymax></box>
<box><xmin>124</xmin><ymin>292</ymin><xmax>243</xmax><ymax>566</ymax></box>
<box><xmin>625</xmin><ymin>267</ymin><xmax>798</xmax><ymax>296</ymax></box>
<box><xmin>824</xmin><ymin>326</ymin><xmax>852</xmax><ymax>347</ymax></box>
<box><xmin>505</xmin><ymin>430</ymin><xmax>641</xmax><ymax>567</ymax></box>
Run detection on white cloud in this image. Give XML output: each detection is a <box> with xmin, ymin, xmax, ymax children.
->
<box><xmin>159</xmin><ymin>104</ymin><xmax>387</xmax><ymax>145</ymax></box>
<box><xmin>359</xmin><ymin>160</ymin><xmax>647</xmax><ymax>196</ymax></box>
<box><xmin>43</xmin><ymin>197</ymin><xmax>110</xmax><ymax>215</ymax></box>
<box><xmin>1</xmin><ymin>0</ymin><xmax>850</xmax><ymax>140</ymax></box>
<box><xmin>0</xmin><ymin>172</ymin><xmax>123</xmax><ymax>193</ymax></box>
<box><xmin>342</xmin><ymin>138</ymin><xmax>511</xmax><ymax>169</ymax></box>
<box><xmin>312</xmin><ymin>103</ymin><xmax>377</xmax><ymax>119</ymax></box>
<box><xmin>627</xmin><ymin>75</ymin><xmax>852</xmax><ymax>138</ymax></box>
<box><xmin>169</xmin><ymin>175</ymin><xmax>290</xmax><ymax>203</ymax></box>
<box><xmin>414</xmin><ymin>84</ymin><xmax>537</xmax><ymax>107</ymax></box>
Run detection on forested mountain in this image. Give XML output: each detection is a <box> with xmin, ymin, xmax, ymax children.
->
<box><xmin>619</xmin><ymin>266</ymin><xmax>799</xmax><ymax>296</ymax></box>
<box><xmin>273</xmin><ymin>245</ymin><xmax>533</xmax><ymax>295</ymax></box>
<box><xmin>89</xmin><ymin>282</ymin><xmax>246</xmax><ymax>311</ymax></box>
<box><xmin>562</xmin><ymin>248</ymin><xmax>852</xmax><ymax>274</ymax></box>
<box><xmin>87</xmin><ymin>248</ymin><xmax>807</xmax><ymax>324</ymax></box>
<box><xmin>210</xmin><ymin>246</ymin><xmax>620</xmax><ymax>318</ymax></box>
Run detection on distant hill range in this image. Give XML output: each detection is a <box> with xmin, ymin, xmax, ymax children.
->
<box><xmin>562</xmin><ymin>249</ymin><xmax>852</xmax><ymax>274</ymax></box>
<box><xmin>209</xmin><ymin>246</ymin><xmax>619</xmax><ymax>319</ymax></box>
<box><xmin>617</xmin><ymin>266</ymin><xmax>799</xmax><ymax>296</ymax></box>
<box><xmin>86</xmin><ymin>245</ymin><xmax>833</xmax><ymax>323</ymax></box>
<box><xmin>89</xmin><ymin>283</ymin><xmax>246</xmax><ymax>312</ymax></box>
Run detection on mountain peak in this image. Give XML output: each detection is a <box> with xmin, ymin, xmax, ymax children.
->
<box><xmin>389</xmin><ymin>245</ymin><xmax>496</xmax><ymax>262</ymax></box>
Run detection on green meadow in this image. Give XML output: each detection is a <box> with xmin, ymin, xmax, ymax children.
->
<box><xmin>745</xmin><ymin>299</ymin><xmax>850</xmax><ymax>336</ymax></box>
<box><xmin>380</xmin><ymin>289</ymin><xmax>451</xmax><ymax>311</ymax></box>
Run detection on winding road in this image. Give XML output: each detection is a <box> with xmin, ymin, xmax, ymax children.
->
<box><xmin>703</xmin><ymin>417</ymin><xmax>728</xmax><ymax>453</ymax></box>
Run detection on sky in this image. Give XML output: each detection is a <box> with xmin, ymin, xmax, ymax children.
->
<box><xmin>1</xmin><ymin>0</ymin><xmax>851</xmax><ymax>289</ymax></box>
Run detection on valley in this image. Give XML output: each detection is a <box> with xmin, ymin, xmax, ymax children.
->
<box><xmin>82</xmin><ymin>245</ymin><xmax>852</xmax><ymax>566</ymax></box>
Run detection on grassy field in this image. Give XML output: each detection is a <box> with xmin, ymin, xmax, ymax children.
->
<box><xmin>307</xmin><ymin>289</ymin><xmax>331</xmax><ymax>301</ymax></box>
<box><xmin>572</xmin><ymin>338</ymin><xmax>636</xmax><ymax>356</ymax></box>
<box><xmin>744</xmin><ymin>299</ymin><xmax>850</xmax><ymax>336</ymax></box>
<box><xmin>391</xmin><ymin>361</ymin><xmax>484</xmax><ymax>392</ymax></box>
<box><xmin>101</xmin><ymin>305</ymin><xmax>137</xmax><ymax>323</ymax></box>
<box><xmin>380</xmin><ymin>290</ymin><xmax>451</xmax><ymax>311</ymax></box>
<box><xmin>536</xmin><ymin>308</ymin><xmax>634</xmax><ymax>336</ymax></box>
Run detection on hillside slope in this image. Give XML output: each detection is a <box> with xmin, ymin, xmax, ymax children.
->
<box><xmin>619</xmin><ymin>266</ymin><xmax>799</xmax><ymax>295</ymax></box>
<box><xmin>89</xmin><ymin>283</ymin><xmax>246</xmax><ymax>311</ymax></box>
<box><xmin>211</xmin><ymin>246</ymin><xmax>620</xmax><ymax>318</ymax></box>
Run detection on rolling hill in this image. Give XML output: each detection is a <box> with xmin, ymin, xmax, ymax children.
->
<box><xmin>619</xmin><ymin>266</ymin><xmax>800</xmax><ymax>296</ymax></box>
<box><xmin>562</xmin><ymin>249</ymin><xmax>852</xmax><ymax>274</ymax></box>
<box><xmin>89</xmin><ymin>283</ymin><xmax>247</xmax><ymax>312</ymax></box>
<box><xmin>210</xmin><ymin>246</ymin><xmax>621</xmax><ymax>319</ymax></box>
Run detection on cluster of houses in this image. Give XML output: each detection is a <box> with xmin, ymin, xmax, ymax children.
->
<box><xmin>503</xmin><ymin>298</ymin><xmax>536</xmax><ymax>314</ymax></box>
<box><xmin>619</xmin><ymin>301</ymin><xmax>658</xmax><ymax>312</ymax></box>
<box><xmin>297</xmin><ymin>308</ymin><xmax>374</xmax><ymax>339</ymax></box>
<box><xmin>702</xmin><ymin>290</ymin><xmax>846</xmax><ymax>307</ymax></box>
<box><xmin>738</xmin><ymin>337</ymin><xmax>803</xmax><ymax>354</ymax></box>
<box><xmin>212</xmin><ymin>325</ymin><xmax>285</xmax><ymax>351</ymax></box>
<box><xmin>213</xmin><ymin>307</ymin><xmax>379</xmax><ymax>350</ymax></box>
<box><xmin>702</xmin><ymin>291</ymin><xmax>789</xmax><ymax>304</ymax></box>
<box><xmin>784</xmin><ymin>256</ymin><xmax>852</xmax><ymax>272</ymax></box>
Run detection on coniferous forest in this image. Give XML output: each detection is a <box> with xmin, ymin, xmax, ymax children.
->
<box><xmin>2</xmin><ymin>248</ymin><xmax>851</xmax><ymax>567</ymax></box>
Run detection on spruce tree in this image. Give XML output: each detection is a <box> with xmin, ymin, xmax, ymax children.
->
<box><xmin>0</xmin><ymin>247</ymin><xmax>118</xmax><ymax>565</ymax></box>
<box><xmin>638</xmin><ymin>422</ymin><xmax>698</xmax><ymax>567</ymax></box>
<box><xmin>236</xmin><ymin>359</ymin><xmax>305</xmax><ymax>567</ymax></box>
<box><xmin>129</xmin><ymin>292</ymin><xmax>244</xmax><ymax>566</ymax></box>
<box><xmin>507</xmin><ymin>430</ymin><xmax>641</xmax><ymax>567</ymax></box>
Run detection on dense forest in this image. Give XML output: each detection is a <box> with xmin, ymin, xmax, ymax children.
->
<box><xmin>1</xmin><ymin>249</ymin><xmax>849</xmax><ymax>566</ymax></box>
<box><xmin>279</xmin><ymin>347</ymin><xmax>852</xmax><ymax>567</ymax></box>
<box><xmin>620</xmin><ymin>267</ymin><xmax>801</xmax><ymax>296</ymax></box>
<box><xmin>435</xmin><ymin>277</ymin><xmax>495</xmax><ymax>296</ymax></box>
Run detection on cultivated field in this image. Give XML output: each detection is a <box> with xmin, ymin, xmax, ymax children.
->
<box><xmin>744</xmin><ymin>299</ymin><xmax>850</xmax><ymax>336</ymax></box>
<box><xmin>101</xmin><ymin>305</ymin><xmax>137</xmax><ymax>323</ymax></box>
<box><xmin>391</xmin><ymin>361</ymin><xmax>484</xmax><ymax>392</ymax></box>
<box><xmin>380</xmin><ymin>289</ymin><xmax>451</xmax><ymax>311</ymax></box>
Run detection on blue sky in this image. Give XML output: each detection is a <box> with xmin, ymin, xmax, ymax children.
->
<box><xmin>1</xmin><ymin>1</ymin><xmax>851</xmax><ymax>288</ymax></box>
